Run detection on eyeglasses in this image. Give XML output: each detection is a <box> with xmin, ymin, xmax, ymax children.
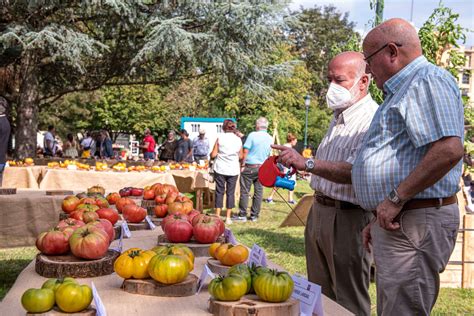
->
<box><xmin>364</xmin><ymin>43</ymin><xmax>403</xmax><ymax>64</ymax></box>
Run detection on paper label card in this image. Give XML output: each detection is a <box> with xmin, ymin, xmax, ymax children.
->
<box><xmin>291</xmin><ymin>274</ymin><xmax>323</xmax><ymax>316</ymax></box>
<box><xmin>91</xmin><ymin>282</ymin><xmax>107</xmax><ymax>316</ymax></box>
<box><xmin>196</xmin><ymin>264</ymin><xmax>216</xmax><ymax>294</ymax></box>
<box><xmin>121</xmin><ymin>221</ymin><xmax>132</xmax><ymax>238</ymax></box>
<box><xmin>248</xmin><ymin>244</ymin><xmax>267</xmax><ymax>267</ymax></box>
<box><xmin>111</xmin><ymin>226</ymin><xmax>123</xmax><ymax>253</ymax></box>
<box><xmin>145</xmin><ymin>215</ymin><xmax>156</xmax><ymax>230</ymax></box>
<box><xmin>224</xmin><ymin>228</ymin><xmax>238</xmax><ymax>245</ymax></box>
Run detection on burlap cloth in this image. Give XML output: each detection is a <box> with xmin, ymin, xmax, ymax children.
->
<box><xmin>171</xmin><ymin>170</ymin><xmax>215</xmax><ymax>193</ymax></box>
<box><xmin>0</xmin><ymin>228</ymin><xmax>352</xmax><ymax>315</ymax></box>
<box><xmin>2</xmin><ymin>166</ymin><xmax>47</xmax><ymax>189</ymax></box>
<box><xmin>0</xmin><ymin>190</ymin><xmax>63</xmax><ymax>248</ymax></box>
<box><xmin>39</xmin><ymin>169</ymin><xmax>176</xmax><ymax>191</ymax></box>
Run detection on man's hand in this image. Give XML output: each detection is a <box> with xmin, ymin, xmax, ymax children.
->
<box><xmin>362</xmin><ymin>222</ymin><xmax>373</xmax><ymax>252</ymax></box>
<box><xmin>376</xmin><ymin>198</ymin><xmax>402</xmax><ymax>231</ymax></box>
<box><xmin>271</xmin><ymin>145</ymin><xmax>306</xmax><ymax>171</ymax></box>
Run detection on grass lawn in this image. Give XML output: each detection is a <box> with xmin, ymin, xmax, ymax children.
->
<box><xmin>0</xmin><ymin>180</ymin><xmax>473</xmax><ymax>315</ymax></box>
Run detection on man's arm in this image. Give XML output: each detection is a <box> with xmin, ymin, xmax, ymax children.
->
<box><xmin>376</xmin><ymin>136</ymin><xmax>463</xmax><ymax>230</ymax></box>
<box><xmin>271</xmin><ymin>145</ymin><xmax>352</xmax><ymax>184</ymax></box>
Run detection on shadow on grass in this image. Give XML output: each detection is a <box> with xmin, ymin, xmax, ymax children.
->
<box><xmin>0</xmin><ymin>259</ymin><xmax>31</xmax><ymax>300</ymax></box>
<box><xmin>235</xmin><ymin>227</ymin><xmax>305</xmax><ymax>257</ymax></box>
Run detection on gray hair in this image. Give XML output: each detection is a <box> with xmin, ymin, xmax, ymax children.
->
<box><xmin>256</xmin><ymin>117</ymin><xmax>268</xmax><ymax>130</ymax></box>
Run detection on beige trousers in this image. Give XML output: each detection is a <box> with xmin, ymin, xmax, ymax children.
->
<box><xmin>371</xmin><ymin>204</ymin><xmax>459</xmax><ymax>315</ymax></box>
<box><xmin>305</xmin><ymin>200</ymin><xmax>373</xmax><ymax>316</ymax></box>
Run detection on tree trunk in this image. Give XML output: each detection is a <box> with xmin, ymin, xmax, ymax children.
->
<box><xmin>15</xmin><ymin>54</ymin><xmax>39</xmax><ymax>159</ymax></box>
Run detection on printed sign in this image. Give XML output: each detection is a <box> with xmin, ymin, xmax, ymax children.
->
<box><xmin>111</xmin><ymin>226</ymin><xmax>123</xmax><ymax>253</ymax></box>
<box><xmin>291</xmin><ymin>274</ymin><xmax>323</xmax><ymax>316</ymax></box>
<box><xmin>121</xmin><ymin>221</ymin><xmax>132</xmax><ymax>238</ymax></box>
<box><xmin>224</xmin><ymin>228</ymin><xmax>238</xmax><ymax>245</ymax></box>
<box><xmin>248</xmin><ymin>244</ymin><xmax>267</xmax><ymax>267</ymax></box>
<box><xmin>91</xmin><ymin>282</ymin><xmax>107</xmax><ymax>316</ymax></box>
<box><xmin>145</xmin><ymin>215</ymin><xmax>156</xmax><ymax>230</ymax></box>
<box><xmin>196</xmin><ymin>264</ymin><xmax>216</xmax><ymax>294</ymax></box>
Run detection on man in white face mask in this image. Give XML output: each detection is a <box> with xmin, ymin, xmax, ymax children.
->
<box><xmin>272</xmin><ymin>51</ymin><xmax>378</xmax><ymax>315</ymax></box>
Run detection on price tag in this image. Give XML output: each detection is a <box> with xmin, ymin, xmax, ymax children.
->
<box><xmin>196</xmin><ymin>264</ymin><xmax>216</xmax><ymax>294</ymax></box>
<box><xmin>145</xmin><ymin>215</ymin><xmax>156</xmax><ymax>230</ymax></box>
<box><xmin>91</xmin><ymin>282</ymin><xmax>107</xmax><ymax>316</ymax></box>
<box><xmin>111</xmin><ymin>226</ymin><xmax>123</xmax><ymax>253</ymax></box>
<box><xmin>224</xmin><ymin>228</ymin><xmax>238</xmax><ymax>245</ymax></box>
<box><xmin>248</xmin><ymin>244</ymin><xmax>267</xmax><ymax>267</ymax></box>
<box><xmin>121</xmin><ymin>221</ymin><xmax>132</xmax><ymax>238</ymax></box>
<box><xmin>291</xmin><ymin>274</ymin><xmax>323</xmax><ymax>316</ymax></box>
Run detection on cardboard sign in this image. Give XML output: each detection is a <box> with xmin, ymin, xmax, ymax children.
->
<box><xmin>111</xmin><ymin>226</ymin><xmax>123</xmax><ymax>253</ymax></box>
<box><xmin>196</xmin><ymin>264</ymin><xmax>216</xmax><ymax>294</ymax></box>
<box><xmin>121</xmin><ymin>221</ymin><xmax>132</xmax><ymax>238</ymax></box>
<box><xmin>248</xmin><ymin>244</ymin><xmax>267</xmax><ymax>267</ymax></box>
<box><xmin>224</xmin><ymin>228</ymin><xmax>238</xmax><ymax>245</ymax></box>
<box><xmin>91</xmin><ymin>282</ymin><xmax>107</xmax><ymax>316</ymax></box>
<box><xmin>291</xmin><ymin>274</ymin><xmax>323</xmax><ymax>316</ymax></box>
<box><xmin>145</xmin><ymin>215</ymin><xmax>156</xmax><ymax>230</ymax></box>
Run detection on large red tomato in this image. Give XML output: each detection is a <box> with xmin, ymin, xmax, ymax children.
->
<box><xmin>143</xmin><ymin>189</ymin><xmax>155</xmax><ymax>200</ymax></box>
<box><xmin>161</xmin><ymin>214</ymin><xmax>187</xmax><ymax>230</ymax></box>
<box><xmin>62</xmin><ymin>196</ymin><xmax>80</xmax><ymax>214</ymax></box>
<box><xmin>115</xmin><ymin>197</ymin><xmax>135</xmax><ymax>213</ymax></box>
<box><xmin>69</xmin><ymin>210</ymin><xmax>85</xmax><ymax>222</ymax></box>
<box><xmin>36</xmin><ymin>229</ymin><xmax>70</xmax><ymax>255</ymax></box>
<box><xmin>193</xmin><ymin>217</ymin><xmax>220</xmax><ymax>244</ymax></box>
<box><xmin>106</xmin><ymin>192</ymin><xmax>120</xmax><ymax>205</ymax></box>
<box><xmin>168</xmin><ymin>200</ymin><xmax>193</xmax><ymax>215</ymax></box>
<box><xmin>155</xmin><ymin>196</ymin><xmax>166</xmax><ymax>204</ymax></box>
<box><xmin>69</xmin><ymin>226</ymin><xmax>109</xmax><ymax>259</ymax></box>
<box><xmin>165</xmin><ymin>191</ymin><xmax>179</xmax><ymax>205</ymax></box>
<box><xmin>96</xmin><ymin>208</ymin><xmax>119</xmax><ymax>225</ymax></box>
<box><xmin>88</xmin><ymin>220</ymin><xmax>115</xmax><ymax>242</ymax></box>
<box><xmin>208</xmin><ymin>215</ymin><xmax>225</xmax><ymax>235</ymax></box>
<box><xmin>154</xmin><ymin>204</ymin><xmax>168</xmax><ymax>218</ymax></box>
<box><xmin>192</xmin><ymin>214</ymin><xmax>224</xmax><ymax>235</ymax></box>
<box><xmin>122</xmin><ymin>204</ymin><xmax>146</xmax><ymax>223</ymax></box>
<box><xmin>164</xmin><ymin>217</ymin><xmax>193</xmax><ymax>243</ymax></box>
<box><xmin>186</xmin><ymin>210</ymin><xmax>201</xmax><ymax>224</ymax></box>
<box><xmin>94</xmin><ymin>197</ymin><xmax>109</xmax><ymax>209</ymax></box>
<box><xmin>57</xmin><ymin>218</ymin><xmax>85</xmax><ymax>231</ymax></box>
<box><xmin>82</xmin><ymin>211</ymin><xmax>99</xmax><ymax>223</ymax></box>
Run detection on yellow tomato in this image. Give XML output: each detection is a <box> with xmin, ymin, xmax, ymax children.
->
<box><xmin>114</xmin><ymin>248</ymin><xmax>156</xmax><ymax>279</ymax></box>
<box><xmin>209</xmin><ymin>242</ymin><xmax>222</xmax><ymax>259</ymax></box>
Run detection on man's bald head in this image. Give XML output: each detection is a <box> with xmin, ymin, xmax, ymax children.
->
<box><xmin>329</xmin><ymin>51</ymin><xmax>367</xmax><ymax>79</ymax></box>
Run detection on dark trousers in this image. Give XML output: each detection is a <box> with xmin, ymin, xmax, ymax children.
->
<box><xmin>238</xmin><ymin>166</ymin><xmax>263</xmax><ymax>218</ymax></box>
<box><xmin>214</xmin><ymin>172</ymin><xmax>238</xmax><ymax>209</ymax></box>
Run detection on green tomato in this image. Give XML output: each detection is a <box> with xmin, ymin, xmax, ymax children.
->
<box><xmin>248</xmin><ymin>264</ymin><xmax>270</xmax><ymax>293</ymax></box>
<box><xmin>55</xmin><ymin>282</ymin><xmax>93</xmax><ymax>313</ymax></box>
<box><xmin>21</xmin><ymin>288</ymin><xmax>55</xmax><ymax>313</ymax></box>
<box><xmin>228</xmin><ymin>264</ymin><xmax>252</xmax><ymax>293</ymax></box>
<box><xmin>208</xmin><ymin>275</ymin><xmax>247</xmax><ymax>301</ymax></box>
<box><xmin>42</xmin><ymin>277</ymin><xmax>77</xmax><ymax>292</ymax></box>
<box><xmin>253</xmin><ymin>269</ymin><xmax>294</xmax><ymax>303</ymax></box>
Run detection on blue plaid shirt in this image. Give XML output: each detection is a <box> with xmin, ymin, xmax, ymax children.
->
<box><xmin>352</xmin><ymin>56</ymin><xmax>464</xmax><ymax>210</ymax></box>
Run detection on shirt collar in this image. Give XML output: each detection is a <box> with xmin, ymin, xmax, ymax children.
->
<box><xmin>337</xmin><ymin>94</ymin><xmax>374</xmax><ymax>125</ymax></box>
<box><xmin>383</xmin><ymin>56</ymin><xmax>427</xmax><ymax>95</ymax></box>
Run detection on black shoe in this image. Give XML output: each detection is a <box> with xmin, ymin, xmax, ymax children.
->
<box><xmin>249</xmin><ymin>216</ymin><xmax>258</xmax><ymax>222</ymax></box>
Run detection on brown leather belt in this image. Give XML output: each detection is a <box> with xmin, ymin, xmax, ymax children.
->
<box><xmin>314</xmin><ymin>193</ymin><xmax>362</xmax><ymax>210</ymax></box>
<box><xmin>245</xmin><ymin>164</ymin><xmax>262</xmax><ymax>168</ymax></box>
<box><xmin>401</xmin><ymin>195</ymin><xmax>457</xmax><ymax>211</ymax></box>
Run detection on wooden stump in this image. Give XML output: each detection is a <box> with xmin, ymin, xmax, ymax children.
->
<box><xmin>35</xmin><ymin>250</ymin><xmax>120</xmax><ymax>278</ymax></box>
<box><xmin>0</xmin><ymin>188</ymin><xmax>17</xmax><ymax>195</ymax></box>
<box><xmin>150</xmin><ymin>216</ymin><xmax>164</xmax><ymax>225</ymax></box>
<box><xmin>127</xmin><ymin>221</ymin><xmax>151</xmax><ymax>231</ymax></box>
<box><xmin>46</xmin><ymin>190</ymin><xmax>74</xmax><ymax>196</ymax></box>
<box><xmin>141</xmin><ymin>200</ymin><xmax>156</xmax><ymax>215</ymax></box>
<box><xmin>27</xmin><ymin>306</ymin><xmax>96</xmax><ymax>315</ymax></box>
<box><xmin>122</xmin><ymin>274</ymin><xmax>198</xmax><ymax>297</ymax></box>
<box><xmin>157</xmin><ymin>235</ymin><xmax>225</xmax><ymax>257</ymax></box>
<box><xmin>207</xmin><ymin>258</ymin><xmax>230</xmax><ymax>275</ymax></box>
<box><xmin>209</xmin><ymin>295</ymin><xmax>300</xmax><ymax>316</ymax></box>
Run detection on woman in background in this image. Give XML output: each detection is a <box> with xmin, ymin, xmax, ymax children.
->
<box><xmin>63</xmin><ymin>133</ymin><xmax>79</xmax><ymax>158</ymax></box>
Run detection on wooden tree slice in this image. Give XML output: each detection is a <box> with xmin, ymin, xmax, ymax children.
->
<box><xmin>207</xmin><ymin>258</ymin><xmax>230</xmax><ymax>275</ymax></box>
<box><xmin>59</xmin><ymin>212</ymin><xmax>69</xmax><ymax>220</ymax></box>
<box><xmin>157</xmin><ymin>235</ymin><xmax>225</xmax><ymax>257</ymax></box>
<box><xmin>35</xmin><ymin>250</ymin><xmax>120</xmax><ymax>278</ymax></box>
<box><xmin>114</xmin><ymin>225</ymin><xmax>121</xmax><ymax>240</ymax></box>
<box><xmin>122</xmin><ymin>274</ymin><xmax>198</xmax><ymax>297</ymax></box>
<box><xmin>127</xmin><ymin>221</ymin><xmax>150</xmax><ymax>231</ymax></box>
<box><xmin>141</xmin><ymin>200</ymin><xmax>156</xmax><ymax>208</ymax></box>
<box><xmin>209</xmin><ymin>295</ymin><xmax>300</xmax><ymax>316</ymax></box>
<box><xmin>150</xmin><ymin>216</ymin><xmax>164</xmax><ymax>225</ymax></box>
<box><xmin>46</xmin><ymin>190</ymin><xmax>74</xmax><ymax>196</ymax></box>
<box><xmin>0</xmin><ymin>188</ymin><xmax>17</xmax><ymax>195</ymax></box>
<box><xmin>27</xmin><ymin>306</ymin><xmax>96</xmax><ymax>315</ymax></box>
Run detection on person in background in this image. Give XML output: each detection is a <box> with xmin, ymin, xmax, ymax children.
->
<box><xmin>81</xmin><ymin>132</ymin><xmax>94</xmax><ymax>158</ymax></box>
<box><xmin>43</xmin><ymin>125</ymin><xmax>57</xmax><ymax>157</ymax></box>
<box><xmin>211</xmin><ymin>119</ymin><xmax>243</xmax><ymax>224</ymax></box>
<box><xmin>159</xmin><ymin>131</ymin><xmax>177</xmax><ymax>162</ymax></box>
<box><xmin>233</xmin><ymin>117</ymin><xmax>273</xmax><ymax>222</ymax></box>
<box><xmin>95</xmin><ymin>130</ymin><xmax>114</xmax><ymax>159</ymax></box>
<box><xmin>63</xmin><ymin>133</ymin><xmax>79</xmax><ymax>158</ymax></box>
<box><xmin>175</xmin><ymin>129</ymin><xmax>193</xmax><ymax>163</ymax></box>
<box><xmin>265</xmin><ymin>133</ymin><xmax>298</xmax><ymax>204</ymax></box>
<box><xmin>0</xmin><ymin>97</ymin><xmax>11</xmax><ymax>185</ymax></box>
<box><xmin>141</xmin><ymin>128</ymin><xmax>156</xmax><ymax>160</ymax></box>
<box><xmin>193</xmin><ymin>128</ymin><xmax>210</xmax><ymax>162</ymax></box>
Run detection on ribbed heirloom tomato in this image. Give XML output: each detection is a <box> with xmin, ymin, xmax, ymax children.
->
<box><xmin>215</xmin><ymin>243</ymin><xmax>249</xmax><ymax>266</ymax></box>
<box><xmin>21</xmin><ymin>288</ymin><xmax>55</xmax><ymax>313</ymax></box>
<box><xmin>36</xmin><ymin>228</ymin><xmax>70</xmax><ymax>255</ymax></box>
<box><xmin>208</xmin><ymin>275</ymin><xmax>248</xmax><ymax>301</ymax></box>
<box><xmin>253</xmin><ymin>270</ymin><xmax>294</xmax><ymax>303</ymax></box>
<box><xmin>228</xmin><ymin>264</ymin><xmax>252</xmax><ymax>293</ymax></box>
<box><xmin>42</xmin><ymin>277</ymin><xmax>77</xmax><ymax>292</ymax></box>
<box><xmin>69</xmin><ymin>226</ymin><xmax>109</xmax><ymax>259</ymax></box>
<box><xmin>122</xmin><ymin>204</ymin><xmax>147</xmax><ymax>223</ymax></box>
<box><xmin>151</xmin><ymin>245</ymin><xmax>194</xmax><ymax>271</ymax></box>
<box><xmin>114</xmin><ymin>248</ymin><xmax>156</xmax><ymax>279</ymax></box>
<box><xmin>147</xmin><ymin>254</ymin><xmax>190</xmax><ymax>284</ymax></box>
<box><xmin>55</xmin><ymin>282</ymin><xmax>93</xmax><ymax>313</ymax></box>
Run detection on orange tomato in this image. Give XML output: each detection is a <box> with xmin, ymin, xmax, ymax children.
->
<box><xmin>209</xmin><ymin>242</ymin><xmax>222</xmax><ymax>259</ymax></box>
<box><xmin>215</xmin><ymin>244</ymin><xmax>249</xmax><ymax>266</ymax></box>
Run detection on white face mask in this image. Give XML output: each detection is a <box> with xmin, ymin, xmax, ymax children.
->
<box><xmin>326</xmin><ymin>77</ymin><xmax>362</xmax><ymax>110</ymax></box>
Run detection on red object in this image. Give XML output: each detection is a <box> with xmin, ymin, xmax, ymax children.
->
<box><xmin>154</xmin><ymin>204</ymin><xmax>168</xmax><ymax>218</ymax></box>
<box><xmin>161</xmin><ymin>213</ymin><xmax>187</xmax><ymax>230</ymax></box>
<box><xmin>258</xmin><ymin>156</ymin><xmax>295</xmax><ymax>187</ymax></box>
<box><xmin>89</xmin><ymin>219</ymin><xmax>115</xmax><ymax>243</ymax></box>
<box><xmin>57</xmin><ymin>218</ymin><xmax>85</xmax><ymax>231</ymax></box>
<box><xmin>36</xmin><ymin>229</ymin><xmax>70</xmax><ymax>255</ymax></box>
<box><xmin>164</xmin><ymin>217</ymin><xmax>193</xmax><ymax>243</ymax></box>
<box><xmin>143</xmin><ymin>135</ymin><xmax>156</xmax><ymax>153</ymax></box>
<box><xmin>193</xmin><ymin>218</ymin><xmax>220</xmax><ymax>244</ymax></box>
<box><xmin>96</xmin><ymin>208</ymin><xmax>119</xmax><ymax>225</ymax></box>
<box><xmin>187</xmin><ymin>210</ymin><xmax>201</xmax><ymax>224</ymax></box>
<box><xmin>69</xmin><ymin>226</ymin><xmax>109</xmax><ymax>259</ymax></box>
<box><xmin>122</xmin><ymin>204</ymin><xmax>147</xmax><ymax>223</ymax></box>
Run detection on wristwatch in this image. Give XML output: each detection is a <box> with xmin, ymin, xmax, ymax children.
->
<box><xmin>304</xmin><ymin>158</ymin><xmax>315</xmax><ymax>172</ymax></box>
<box><xmin>388</xmin><ymin>188</ymin><xmax>405</xmax><ymax>206</ymax></box>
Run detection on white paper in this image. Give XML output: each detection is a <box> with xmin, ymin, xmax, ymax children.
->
<box><xmin>121</xmin><ymin>221</ymin><xmax>132</xmax><ymax>238</ymax></box>
<box><xmin>111</xmin><ymin>226</ymin><xmax>123</xmax><ymax>253</ymax></box>
<box><xmin>91</xmin><ymin>282</ymin><xmax>107</xmax><ymax>316</ymax></box>
<box><xmin>145</xmin><ymin>215</ymin><xmax>156</xmax><ymax>230</ymax></box>
<box><xmin>248</xmin><ymin>244</ymin><xmax>267</xmax><ymax>267</ymax></box>
<box><xmin>291</xmin><ymin>274</ymin><xmax>323</xmax><ymax>316</ymax></box>
<box><xmin>196</xmin><ymin>264</ymin><xmax>216</xmax><ymax>294</ymax></box>
<box><xmin>224</xmin><ymin>228</ymin><xmax>238</xmax><ymax>245</ymax></box>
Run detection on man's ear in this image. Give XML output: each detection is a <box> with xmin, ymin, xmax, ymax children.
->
<box><xmin>360</xmin><ymin>74</ymin><xmax>369</xmax><ymax>91</ymax></box>
<box><xmin>388</xmin><ymin>43</ymin><xmax>399</xmax><ymax>61</ymax></box>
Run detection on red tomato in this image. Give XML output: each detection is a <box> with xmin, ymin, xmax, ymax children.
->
<box><xmin>82</xmin><ymin>211</ymin><xmax>99</xmax><ymax>223</ymax></box>
<box><xmin>143</xmin><ymin>189</ymin><xmax>155</xmax><ymax>200</ymax></box>
<box><xmin>161</xmin><ymin>213</ymin><xmax>187</xmax><ymax>230</ymax></box>
<box><xmin>122</xmin><ymin>204</ymin><xmax>146</xmax><ymax>223</ymax></box>
<box><xmin>62</xmin><ymin>196</ymin><xmax>80</xmax><ymax>214</ymax></box>
<box><xmin>164</xmin><ymin>217</ymin><xmax>193</xmax><ymax>243</ymax></box>
<box><xmin>154</xmin><ymin>204</ymin><xmax>168</xmax><ymax>218</ymax></box>
<box><xmin>69</xmin><ymin>226</ymin><xmax>109</xmax><ymax>259</ymax></box>
<box><xmin>88</xmin><ymin>219</ymin><xmax>115</xmax><ymax>242</ymax></box>
<box><xmin>115</xmin><ymin>198</ymin><xmax>135</xmax><ymax>213</ymax></box>
<box><xmin>36</xmin><ymin>229</ymin><xmax>70</xmax><ymax>255</ymax></box>
<box><xmin>193</xmin><ymin>217</ymin><xmax>220</xmax><ymax>244</ymax></box>
<box><xmin>155</xmin><ymin>196</ymin><xmax>166</xmax><ymax>204</ymax></box>
<box><xmin>186</xmin><ymin>210</ymin><xmax>201</xmax><ymax>224</ymax></box>
<box><xmin>57</xmin><ymin>218</ymin><xmax>85</xmax><ymax>231</ymax></box>
<box><xmin>94</xmin><ymin>197</ymin><xmax>109</xmax><ymax>208</ymax></box>
<box><xmin>106</xmin><ymin>192</ymin><xmax>121</xmax><ymax>205</ymax></box>
<box><xmin>96</xmin><ymin>208</ymin><xmax>119</xmax><ymax>225</ymax></box>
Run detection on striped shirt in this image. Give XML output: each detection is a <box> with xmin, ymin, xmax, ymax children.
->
<box><xmin>310</xmin><ymin>94</ymin><xmax>379</xmax><ymax>204</ymax></box>
<box><xmin>352</xmin><ymin>56</ymin><xmax>464</xmax><ymax>210</ymax></box>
